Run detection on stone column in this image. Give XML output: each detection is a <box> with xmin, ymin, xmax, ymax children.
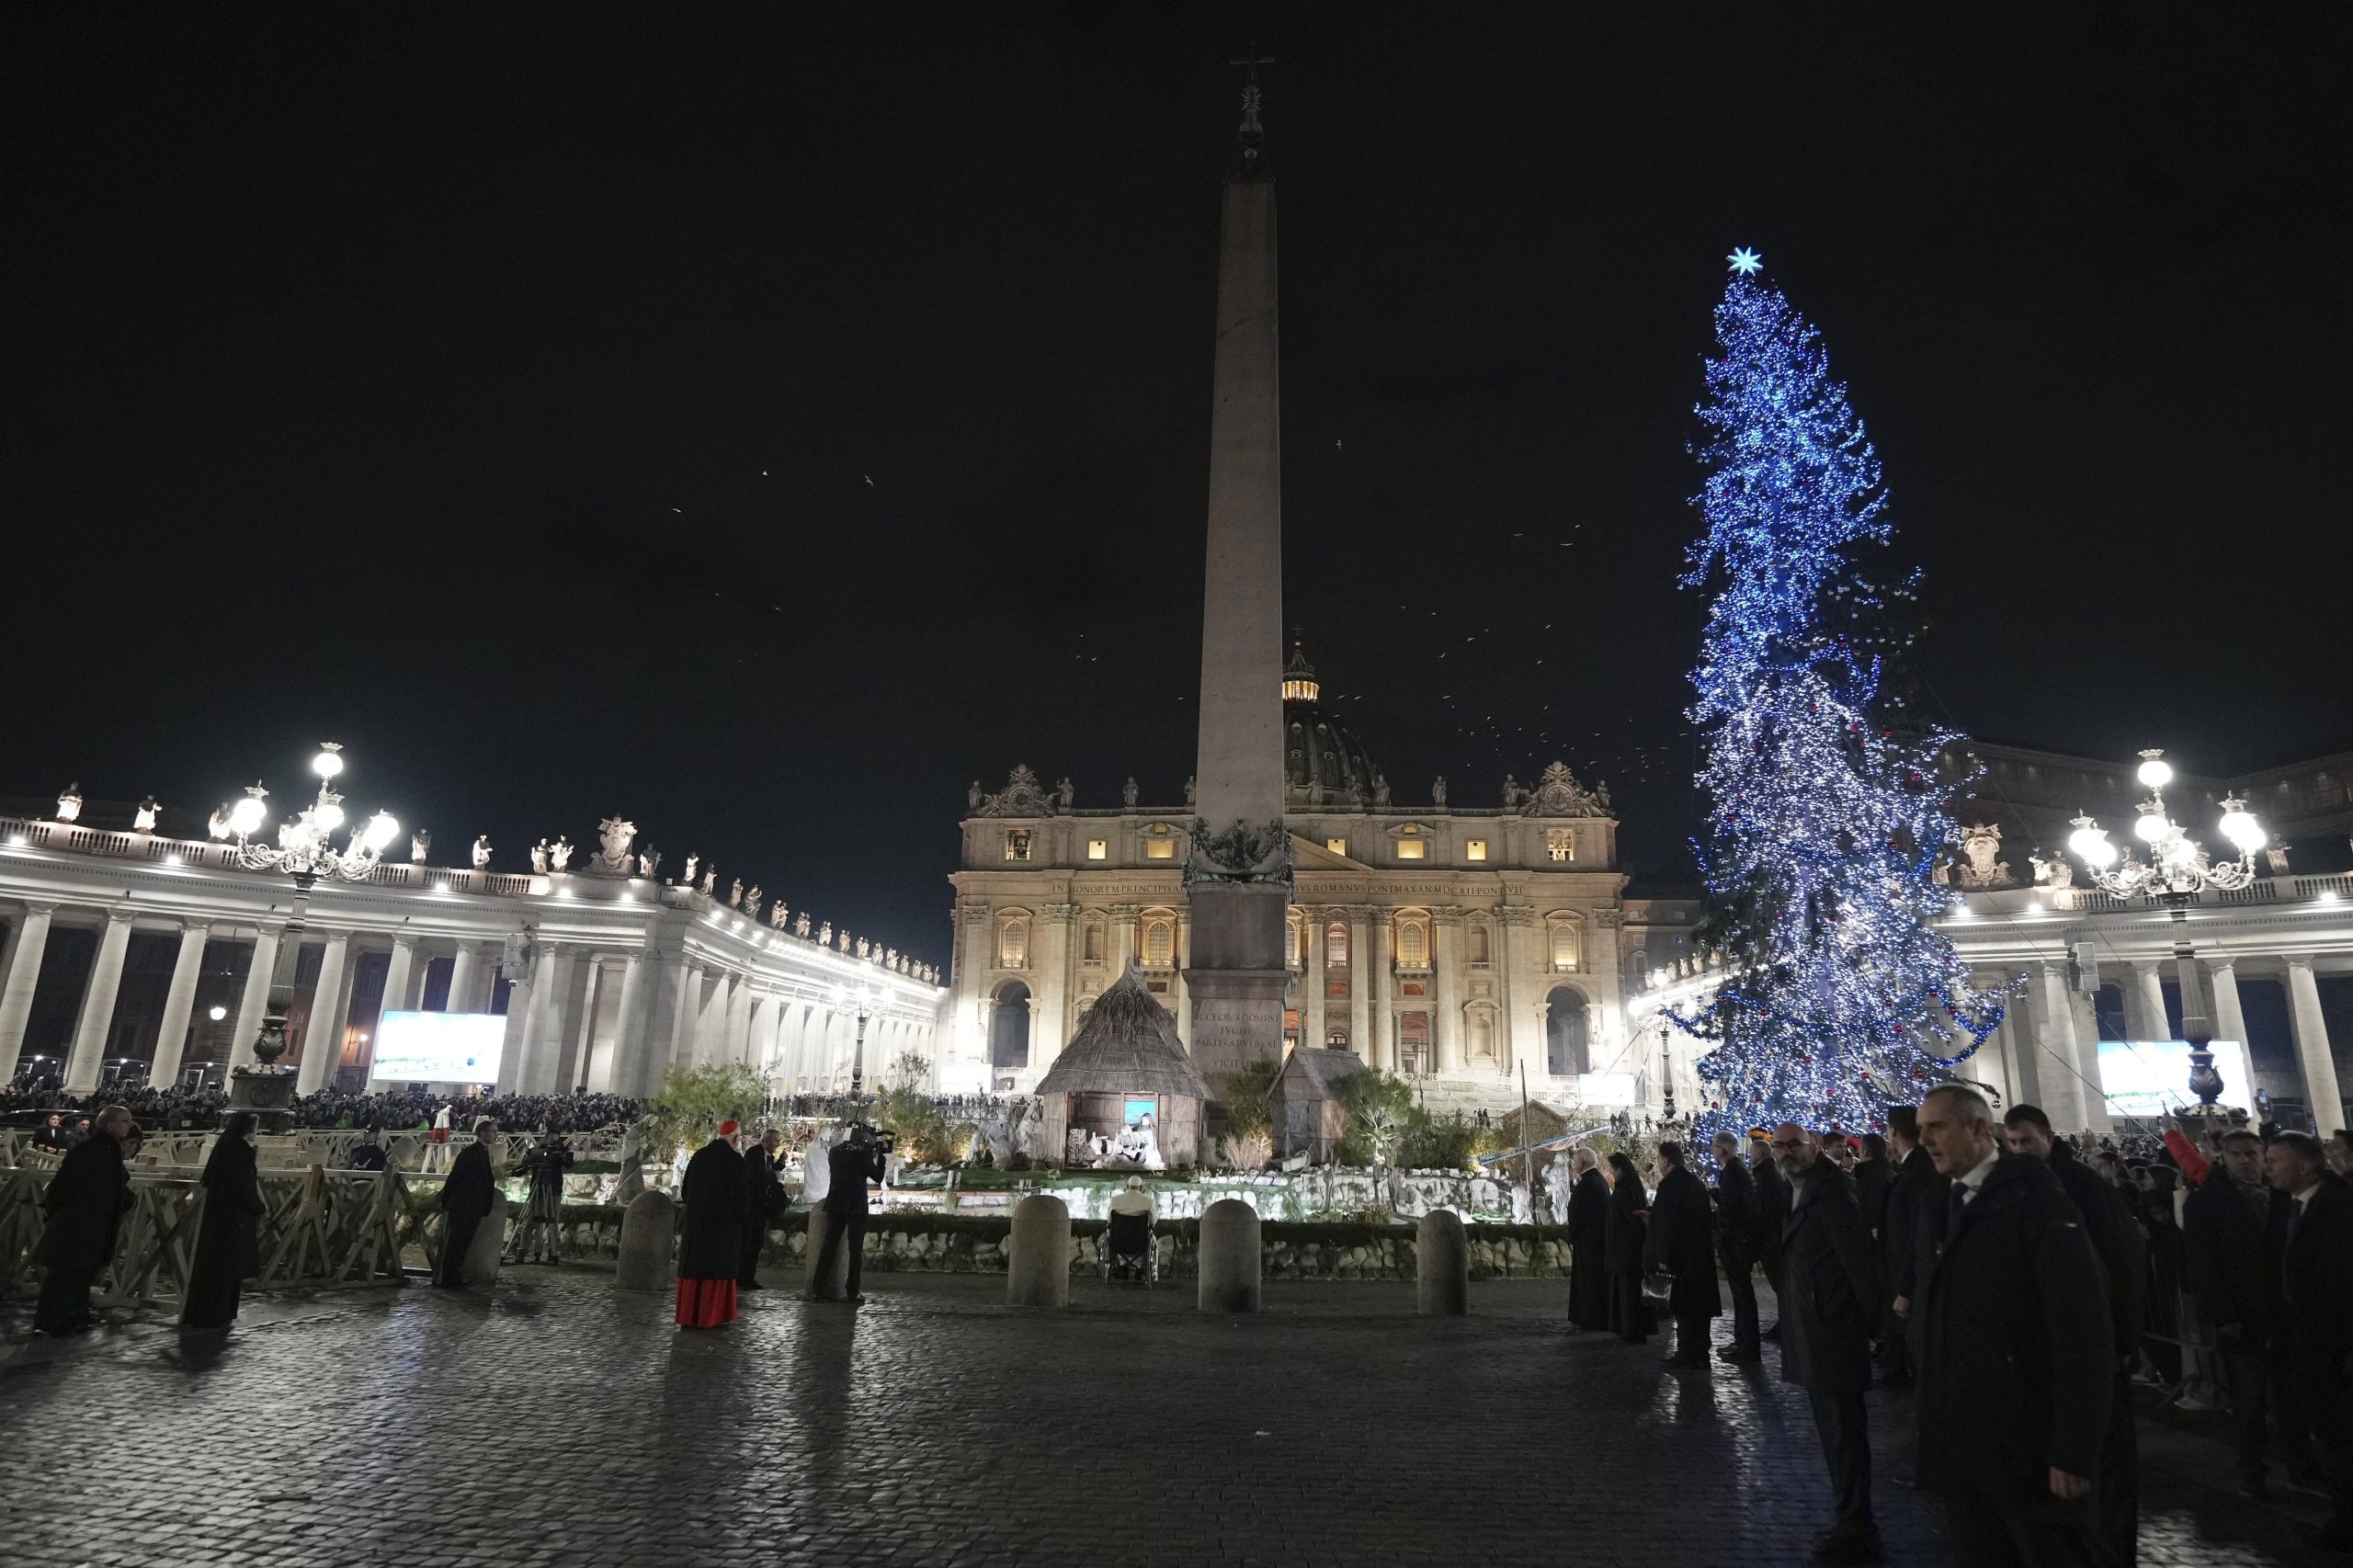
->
<box><xmin>496</xmin><ymin>965</ymin><xmax>535</xmax><ymax>1094</ymax></box>
<box><xmin>2129</xmin><ymin>961</ymin><xmax>2171</xmax><ymax>1042</ymax></box>
<box><xmin>1173</xmin><ymin>915</ymin><xmax>1194</xmax><ymax>1055</ymax></box>
<box><xmin>63</xmin><ymin>909</ymin><xmax>138</xmax><ymax>1094</ymax></box>
<box><xmin>2065</xmin><ymin>983</ymin><xmax>2111</xmax><ymax>1134</ymax></box>
<box><xmin>227</xmin><ymin>923</ymin><xmax>282</xmax><ymax>1071</ymax></box>
<box><xmin>2209</xmin><ymin>960</ymin><xmax>2249</xmax><ymax>1047</ymax></box>
<box><xmin>1499</xmin><ymin>906</ymin><xmax>1539</xmax><ymax>1073</ymax></box>
<box><xmin>697</xmin><ymin>970</ymin><xmax>733</xmax><ymax>1069</ymax></box>
<box><xmin>2288</xmin><ymin>959</ymin><xmax>2342</xmax><ymax>1131</ymax></box>
<box><xmin>669</xmin><ymin>961</ymin><xmax>704</xmax><ymax>1074</ymax></box>
<box><xmin>2035</xmin><ymin>960</ymin><xmax>2086</xmax><ymax>1131</ymax></box>
<box><xmin>1432</xmin><ymin>911</ymin><xmax>1464</xmax><ymax>1073</ymax></box>
<box><xmin>726</xmin><ymin>977</ymin><xmax>756</xmax><ymax>1066</ymax></box>
<box><xmin>148</xmin><ymin>921</ymin><xmax>213</xmax><ymax>1088</ymax></box>
<box><xmin>562</xmin><ymin>958</ymin><xmax>605</xmax><ymax>1090</ymax></box>
<box><xmin>1038</xmin><ymin>903</ymin><xmax>1076</xmax><ymax>1052</ymax></box>
<box><xmin>1301</xmin><ymin>906</ymin><xmax>1326</xmax><ymax>1049</ymax></box>
<box><xmin>296</xmin><ymin>932</ymin><xmax>354</xmax><ymax>1094</ymax></box>
<box><xmin>1369</xmin><ymin>915</ymin><xmax>1393</xmax><ymax>1072</ymax></box>
<box><xmin>594</xmin><ymin>953</ymin><xmax>646</xmax><ymax>1095</ymax></box>
<box><xmin>1347</xmin><ymin>908</ymin><xmax>1371</xmax><ymax>1056</ymax></box>
<box><xmin>379</xmin><ymin>935</ymin><xmax>419</xmax><ymax>1018</ymax></box>
<box><xmin>0</xmin><ymin>902</ymin><xmax>58</xmax><ymax>1072</ymax></box>
<box><xmin>446</xmin><ymin>942</ymin><xmax>480</xmax><ymax>1014</ymax></box>
<box><xmin>519</xmin><ymin>942</ymin><xmax>577</xmax><ymax>1093</ymax></box>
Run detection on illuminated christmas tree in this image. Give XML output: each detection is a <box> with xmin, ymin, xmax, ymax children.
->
<box><xmin>1669</xmin><ymin>250</ymin><xmax>2006</xmax><ymax>1141</ymax></box>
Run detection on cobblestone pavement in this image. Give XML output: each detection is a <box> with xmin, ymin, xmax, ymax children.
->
<box><xmin>0</xmin><ymin>1268</ymin><xmax>2335</xmax><ymax>1568</ymax></box>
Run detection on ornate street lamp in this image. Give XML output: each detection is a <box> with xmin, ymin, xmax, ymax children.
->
<box><xmin>221</xmin><ymin>744</ymin><xmax>400</xmax><ymax>1128</ymax></box>
<box><xmin>2066</xmin><ymin>750</ymin><xmax>2265</xmax><ymax>1113</ymax></box>
<box><xmin>841</xmin><ymin>982</ymin><xmax>880</xmax><ymax>1102</ymax></box>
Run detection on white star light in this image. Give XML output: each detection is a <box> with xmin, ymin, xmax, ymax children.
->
<box><xmin>1727</xmin><ymin>246</ymin><xmax>1763</xmax><ymax>277</ymax></box>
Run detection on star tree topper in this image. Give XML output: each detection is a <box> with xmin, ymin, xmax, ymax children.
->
<box><xmin>1726</xmin><ymin>246</ymin><xmax>1763</xmax><ymax>277</ymax></box>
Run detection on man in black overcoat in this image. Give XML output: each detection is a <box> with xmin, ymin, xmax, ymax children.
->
<box><xmin>677</xmin><ymin>1122</ymin><xmax>751</xmax><ymax>1324</ymax></box>
<box><xmin>1644</xmin><ymin>1141</ymin><xmax>1721</xmax><ymax>1369</ymax></box>
<box><xmin>809</xmin><ymin>1123</ymin><xmax>887</xmax><ymax>1304</ymax></box>
<box><xmin>1565</xmin><ymin>1147</ymin><xmax>1611</xmax><ymax>1332</ymax></box>
<box><xmin>1773</xmin><ymin>1122</ymin><xmax>1885</xmax><ymax>1563</ymax></box>
<box><xmin>2265</xmin><ymin>1131</ymin><xmax>2353</xmax><ymax>1549</ymax></box>
<box><xmin>740</xmin><ymin>1127</ymin><xmax>785</xmax><ymax>1290</ymax></box>
<box><xmin>2006</xmin><ymin>1104</ymin><xmax>2146</xmax><ymax>1566</ymax></box>
<box><xmin>436</xmin><ymin>1118</ymin><xmax>498</xmax><ymax>1288</ymax></box>
<box><xmin>35</xmin><ymin>1104</ymin><xmax>134</xmax><ymax>1335</ymax></box>
<box><xmin>1711</xmin><ymin>1131</ymin><xmax>1763</xmax><ymax>1361</ymax></box>
<box><xmin>1879</xmin><ymin>1105</ymin><xmax>1935</xmax><ymax>1386</ymax></box>
<box><xmin>1751</xmin><ymin>1130</ymin><xmax>1792</xmax><ymax>1336</ymax></box>
<box><xmin>2180</xmin><ymin>1122</ymin><xmax>2276</xmax><ymax>1494</ymax></box>
<box><xmin>1914</xmin><ymin>1085</ymin><xmax>2112</xmax><ymax>1566</ymax></box>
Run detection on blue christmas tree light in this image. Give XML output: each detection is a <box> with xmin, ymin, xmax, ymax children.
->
<box><xmin>1667</xmin><ymin>251</ymin><xmax>2010</xmax><ymax>1143</ymax></box>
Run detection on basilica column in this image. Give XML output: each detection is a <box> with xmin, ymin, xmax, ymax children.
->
<box><xmin>1172</xmin><ymin>915</ymin><xmax>1194</xmax><ymax>1054</ymax></box>
<box><xmin>1038</xmin><ymin>903</ymin><xmax>1077</xmax><ymax>1052</ymax></box>
<box><xmin>518</xmin><ymin>943</ymin><xmax>577</xmax><ymax>1093</ymax></box>
<box><xmin>697</xmin><ymin>971</ymin><xmax>733</xmax><ymax>1069</ymax></box>
<box><xmin>0</xmin><ymin>902</ymin><xmax>58</xmax><ymax>1071</ymax></box>
<box><xmin>2208</xmin><ymin>960</ymin><xmax>2249</xmax><ymax>1047</ymax></box>
<box><xmin>297</xmin><ymin>932</ymin><xmax>354</xmax><ymax>1095</ymax></box>
<box><xmin>1498</xmin><ymin>905</ymin><xmax>1539</xmax><ymax>1073</ymax></box>
<box><xmin>446</xmin><ymin>943</ymin><xmax>481</xmax><ymax>1014</ymax></box>
<box><xmin>147</xmin><ymin>922</ymin><xmax>213</xmax><ymax>1089</ymax></box>
<box><xmin>594</xmin><ymin>953</ymin><xmax>645</xmax><ymax>1095</ymax></box>
<box><xmin>369</xmin><ymin>934</ymin><xmax>419</xmax><ymax>1077</ymax></box>
<box><xmin>2066</xmin><ymin>983</ymin><xmax>2112</xmax><ymax>1134</ymax></box>
<box><xmin>669</xmin><ymin>960</ymin><xmax>704</xmax><ymax>1074</ymax></box>
<box><xmin>2035</xmin><ymin>960</ymin><xmax>2086</xmax><ymax>1132</ymax></box>
<box><xmin>1301</xmin><ymin>906</ymin><xmax>1326</xmax><ymax>1049</ymax></box>
<box><xmin>227</xmin><ymin>922</ymin><xmax>282</xmax><ymax>1071</ymax></box>
<box><xmin>2128</xmin><ymin>961</ymin><xmax>2171</xmax><ymax>1042</ymax></box>
<box><xmin>1432</xmin><ymin>910</ymin><xmax>1464</xmax><ymax>1073</ymax></box>
<box><xmin>1347</xmin><ymin>908</ymin><xmax>1371</xmax><ymax>1057</ymax></box>
<box><xmin>563</xmin><ymin>959</ymin><xmax>606</xmax><ymax>1090</ymax></box>
<box><xmin>1368</xmin><ymin>915</ymin><xmax>1393</xmax><ymax>1071</ymax></box>
<box><xmin>2287</xmin><ymin>959</ymin><xmax>2342</xmax><ymax>1131</ymax></box>
<box><xmin>63</xmin><ymin>910</ymin><xmax>137</xmax><ymax>1093</ymax></box>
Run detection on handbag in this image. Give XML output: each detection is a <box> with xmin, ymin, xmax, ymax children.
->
<box><xmin>1641</xmin><ymin>1267</ymin><xmax>1675</xmax><ymax>1305</ymax></box>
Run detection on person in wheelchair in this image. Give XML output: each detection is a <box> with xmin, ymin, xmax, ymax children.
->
<box><xmin>1106</xmin><ymin>1175</ymin><xmax>1156</xmax><ymax>1283</ymax></box>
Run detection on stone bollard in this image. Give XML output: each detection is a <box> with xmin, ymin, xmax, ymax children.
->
<box><xmin>1416</xmin><ymin>1209</ymin><xmax>1470</xmax><ymax>1316</ymax></box>
<box><xmin>1198</xmin><ymin>1198</ymin><xmax>1262</xmax><ymax>1313</ymax></box>
<box><xmin>460</xmin><ymin>1193</ymin><xmax>508</xmax><ymax>1288</ymax></box>
<box><xmin>1006</xmin><ymin>1194</ymin><xmax>1072</xmax><ymax>1308</ymax></box>
<box><xmin>805</xmin><ymin>1207</ymin><xmax>851</xmax><ymax>1300</ymax></box>
<box><xmin>614</xmin><ymin>1189</ymin><xmax>677</xmax><ymax>1291</ymax></box>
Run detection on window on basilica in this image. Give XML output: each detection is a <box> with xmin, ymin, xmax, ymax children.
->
<box><xmin>1549</xmin><ymin>922</ymin><xmax>1578</xmax><ymax>970</ymax></box>
<box><xmin>1144</xmin><ymin>825</ymin><xmax>1176</xmax><ymax>859</ymax></box>
<box><xmin>1324</xmin><ymin>922</ymin><xmax>1348</xmax><ymax>969</ymax></box>
<box><xmin>1395</xmin><ymin>838</ymin><xmax>1425</xmax><ymax>861</ymax></box>
<box><xmin>1397</xmin><ymin>919</ymin><xmax>1428</xmax><ymax>969</ymax></box>
<box><xmin>1005</xmin><ymin>831</ymin><xmax>1033</xmax><ymax>862</ymax></box>
<box><xmin>1325</xmin><ymin>836</ymin><xmax>1347</xmax><ymax>857</ymax></box>
<box><xmin>1086</xmin><ymin>838</ymin><xmax>1107</xmax><ymax>861</ymax></box>
<box><xmin>1143</xmin><ymin>919</ymin><xmax>1175</xmax><ymax>967</ymax></box>
<box><xmin>1545</xmin><ymin>829</ymin><xmax>1574</xmax><ymax>863</ymax></box>
<box><xmin>1465</xmin><ymin>838</ymin><xmax>1488</xmax><ymax>862</ymax></box>
<box><xmin>997</xmin><ymin>919</ymin><xmax>1029</xmax><ymax>969</ymax></box>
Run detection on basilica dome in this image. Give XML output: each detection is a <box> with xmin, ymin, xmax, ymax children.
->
<box><xmin>1281</xmin><ymin>637</ymin><xmax>1384</xmax><ymax>809</ymax></box>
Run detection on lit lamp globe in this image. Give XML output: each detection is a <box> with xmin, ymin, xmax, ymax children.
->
<box><xmin>313</xmin><ymin>800</ymin><xmax>347</xmax><ymax>835</ymax></box>
<box><xmin>362</xmin><ymin>812</ymin><xmax>401</xmax><ymax>853</ymax></box>
<box><xmin>2133</xmin><ymin>808</ymin><xmax>2170</xmax><ymax>845</ymax></box>
<box><xmin>208</xmin><ymin>1005</ymin><xmax>227</xmax><ymax>1022</ymax></box>
<box><xmin>2135</xmin><ymin>754</ymin><xmax>2174</xmax><ymax>790</ymax></box>
<box><xmin>2067</xmin><ymin>821</ymin><xmax>2116</xmax><ymax>869</ymax></box>
<box><xmin>2220</xmin><ymin>799</ymin><xmax>2266</xmax><ymax>856</ymax></box>
<box><xmin>228</xmin><ymin>795</ymin><xmax>268</xmax><ymax>838</ymax></box>
<box><xmin>312</xmin><ymin>745</ymin><xmax>346</xmax><ymax>780</ymax></box>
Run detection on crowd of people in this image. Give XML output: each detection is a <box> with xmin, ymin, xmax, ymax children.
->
<box><xmin>0</xmin><ymin>1081</ymin><xmax>642</xmax><ymax>1136</ymax></box>
<box><xmin>1561</xmin><ymin>1091</ymin><xmax>2353</xmax><ymax>1564</ymax></box>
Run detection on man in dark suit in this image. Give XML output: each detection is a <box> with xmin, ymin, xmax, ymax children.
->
<box><xmin>1773</xmin><ymin>1121</ymin><xmax>1885</xmax><ymax>1564</ymax></box>
<box><xmin>809</xmin><ymin>1123</ymin><xmax>888</xmax><ymax>1304</ymax></box>
<box><xmin>1564</xmin><ymin>1146</ymin><xmax>1612</xmax><ymax>1332</ymax></box>
<box><xmin>1852</xmin><ymin>1133</ymin><xmax>1893</xmax><ymax>1246</ymax></box>
<box><xmin>1711</xmin><ymin>1130</ymin><xmax>1764</xmax><ymax>1362</ymax></box>
<box><xmin>2266</xmin><ymin>1131</ymin><xmax>2353</xmax><ymax>1549</ymax></box>
<box><xmin>34</xmin><ymin>1104</ymin><xmax>134</xmax><ymax>1335</ymax></box>
<box><xmin>435</xmin><ymin>1118</ymin><xmax>497</xmax><ymax>1288</ymax></box>
<box><xmin>1751</xmin><ymin>1130</ymin><xmax>1792</xmax><ymax>1337</ymax></box>
<box><xmin>2181</xmin><ymin>1123</ymin><xmax>2277</xmax><ymax>1495</ymax></box>
<box><xmin>2006</xmin><ymin>1104</ymin><xmax>2146</xmax><ymax>1566</ymax></box>
<box><xmin>1915</xmin><ymin>1085</ymin><xmax>2111</xmax><ymax>1566</ymax></box>
<box><xmin>1644</xmin><ymin>1141</ymin><xmax>1721</xmax><ymax>1369</ymax></box>
<box><xmin>740</xmin><ymin>1127</ymin><xmax>785</xmax><ymax>1290</ymax></box>
<box><xmin>1879</xmin><ymin>1105</ymin><xmax>1935</xmax><ymax>1387</ymax></box>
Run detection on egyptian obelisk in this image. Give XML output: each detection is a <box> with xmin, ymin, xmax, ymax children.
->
<box><xmin>1184</xmin><ymin>65</ymin><xmax>1291</xmax><ymax>1081</ymax></box>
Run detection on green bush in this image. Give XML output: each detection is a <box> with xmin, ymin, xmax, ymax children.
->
<box><xmin>645</xmin><ymin>1062</ymin><xmax>769</xmax><ymax>1157</ymax></box>
<box><xmin>1336</xmin><ymin>1070</ymin><xmax>1415</xmax><ymax>1166</ymax></box>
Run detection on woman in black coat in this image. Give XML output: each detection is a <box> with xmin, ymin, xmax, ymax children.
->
<box><xmin>182</xmin><ymin>1111</ymin><xmax>266</xmax><ymax>1334</ymax></box>
<box><xmin>1604</xmin><ymin>1151</ymin><xmax>1655</xmax><ymax>1343</ymax></box>
<box><xmin>1565</xmin><ymin>1154</ymin><xmax>1613</xmax><ymax>1331</ymax></box>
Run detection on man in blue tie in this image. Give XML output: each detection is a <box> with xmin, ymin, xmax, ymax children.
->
<box><xmin>1911</xmin><ymin>1085</ymin><xmax>2112</xmax><ymax>1566</ymax></box>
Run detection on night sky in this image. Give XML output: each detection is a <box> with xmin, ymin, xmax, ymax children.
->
<box><xmin>6</xmin><ymin>8</ymin><xmax>2346</xmax><ymax>968</ymax></box>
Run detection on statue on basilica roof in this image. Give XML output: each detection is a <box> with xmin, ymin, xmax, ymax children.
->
<box><xmin>1518</xmin><ymin>761</ymin><xmax>1612</xmax><ymax>819</ymax></box>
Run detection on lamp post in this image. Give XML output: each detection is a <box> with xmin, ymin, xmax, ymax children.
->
<box><xmin>2066</xmin><ymin>749</ymin><xmax>2265</xmax><ymax>1113</ymax></box>
<box><xmin>841</xmin><ymin>982</ymin><xmax>879</xmax><ymax>1103</ymax></box>
<box><xmin>217</xmin><ymin>743</ymin><xmax>400</xmax><ymax>1127</ymax></box>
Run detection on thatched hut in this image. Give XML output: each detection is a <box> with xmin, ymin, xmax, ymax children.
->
<box><xmin>1270</xmin><ymin>1047</ymin><xmax>1368</xmax><ymax>1164</ymax></box>
<box><xmin>1035</xmin><ymin>962</ymin><xmax>1211</xmax><ymax>1167</ymax></box>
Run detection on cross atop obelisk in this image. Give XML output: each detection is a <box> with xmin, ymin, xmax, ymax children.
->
<box><xmin>1184</xmin><ymin>59</ymin><xmax>1292</xmax><ymax>1081</ymax></box>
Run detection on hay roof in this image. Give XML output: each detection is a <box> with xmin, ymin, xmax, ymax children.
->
<box><xmin>1035</xmin><ymin>962</ymin><xmax>1213</xmax><ymax>1101</ymax></box>
<box><xmin>1272</xmin><ymin>1047</ymin><xmax>1368</xmax><ymax>1102</ymax></box>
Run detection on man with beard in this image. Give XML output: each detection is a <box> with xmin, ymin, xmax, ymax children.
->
<box><xmin>2176</xmin><ymin>1122</ymin><xmax>2279</xmax><ymax>1495</ymax></box>
<box><xmin>1915</xmin><ymin>1085</ymin><xmax>2110</xmax><ymax>1565</ymax></box>
<box><xmin>435</xmin><ymin>1118</ymin><xmax>498</xmax><ymax>1288</ymax></box>
<box><xmin>1644</xmin><ymin>1141</ymin><xmax>1722</xmax><ymax>1369</ymax></box>
<box><xmin>1564</xmin><ymin>1146</ymin><xmax>1611</xmax><ymax>1332</ymax></box>
<box><xmin>1773</xmin><ymin>1122</ymin><xmax>1885</xmax><ymax>1564</ymax></box>
<box><xmin>1711</xmin><ymin>1130</ymin><xmax>1764</xmax><ymax>1362</ymax></box>
<box><xmin>2005</xmin><ymin>1104</ymin><xmax>2146</xmax><ymax>1566</ymax></box>
<box><xmin>678</xmin><ymin>1120</ymin><xmax>751</xmax><ymax>1328</ymax></box>
<box><xmin>34</xmin><ymin>1104</ymin><xmax>134</xmax><ymax>1335</ymax></box>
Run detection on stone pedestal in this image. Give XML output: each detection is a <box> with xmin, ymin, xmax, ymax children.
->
<box><xmin>227</xmin><ymin>1065</ymin><xmax>299</xmax><ymax>1134</ymax></box>
<box><xmin>1006</xmin><ymin>1194</ymin><xmax>1071</xmax><ymax>1308</ymax></box>
<box><xmin>614</xmin><ymin>1190</ymin><xmax>676</xmax><ymax>1291</ymax></box>
<box><xmin>1416</xmin><ymin>1210</ymin><xmax>1470</xmax><ymax>1317</ymax></box>
<box><xmin>1186</xmin><ymin>883</ymin><xmax>1291</xmax><ymax>1083</ymax></box>
<box><xmin>460</xmin><ymin>1193</ymin><xmax>507</xmax><ymax>1288</ymax></box>
<box><xmin>1198</xmin><ymin>1198</ymin><xmax>1262</xmax><ymax>1314</ymax></box>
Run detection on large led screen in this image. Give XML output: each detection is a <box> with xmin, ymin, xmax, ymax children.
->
<box><xmin>369</xmin><ymin>1010</ymin><xmax>505</xmax><ymax>1085</ymax></box>
<box><xmin>2097</xmin><ymin>1039</ymin><xmax>2254</xmax><ymax>1119</ymax></box>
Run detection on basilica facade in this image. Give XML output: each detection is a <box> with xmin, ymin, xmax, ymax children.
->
<box><xmin>944</xmin><ymin>644</ymin><xmax>1699</xmax><ymax>1110</ymax></box>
